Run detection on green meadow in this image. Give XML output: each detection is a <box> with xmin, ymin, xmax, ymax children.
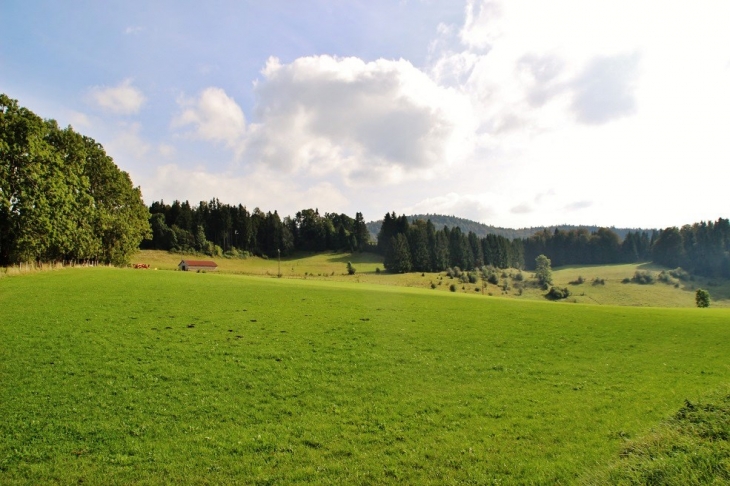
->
<box><xmin>136</xmin><ymin>250</ymin><xmax>730</xmax><ymax>308</ymax></box>
<box><xmin>2</xmin><ymin>268</ymin><xmax>730</xmax><ymax>484</ymax></box>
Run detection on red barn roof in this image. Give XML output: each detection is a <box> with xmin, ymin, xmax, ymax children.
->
<box><xmin>180</xmin><ymin>260</ymin><xmax>218</xmax><ymax>267</ymax></box>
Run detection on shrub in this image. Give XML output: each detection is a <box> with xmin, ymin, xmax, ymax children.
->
<box><xmin>669</xmin><ymin>267</ymin><xmax>690</xmax><ymax>281</ymax></box>
<box><xmin>346</xmin><ymin>262</ymin><xmax>356</xmax><ymax>275</ymax></box>
<box><xmin>657</xmin><ymin>271</ymin><xmax>673</xmax><ymax>284</ymax></box>
<box><xmin>622</xmin><ymin>277</ymin><xmax>631</xmax><ymax>284</ymax></box>
<box><xmin>696</xmin><ymin>289</ymin><xmax>711</xmax><ymax>308</ymax></box>
<box><xmin>570</xmin><ymin>276</ymin><xmax>586</xmax><ymax>285</ymax></box>
<box><xmin>631</xmin><ymin>271</ymin><xmax>655</xmax><ymax>285</ymax></box>
<box><xmin>449</xmin><ymin>284</ymin><xmax>457</xmax><ymax>292</ymax></box>
<box><xmin>488</xmin><ymin>274</ymin><xmax>499</xmax><ymax>285</ymax></box>
<box><xmin>467</xmin><ymin>272</ymin><xmax>478</xmax><ymax>284</ymax></box>
<box><xmin>430</xmin><ymin>282</ymin><xmax>436</xmax><ymax>289</ymax></box>
<box><xmin>514</xmin><ymin>272</ymin><xmax>524</xmax><ymax>281</ymax></box>
<box><xmin>592</xmin><ymin>277</ymin><xmax>606</xmax><ymax>286</ymax></box>
<box><xmin>375</xmin><ymin>267</ymin><xmax>381</xmax><ymax>274</ymax></box>
<box><xmin>547</xmin><ymin>286</ymin><xmax>571</xmax><ymax>300</ymax></box>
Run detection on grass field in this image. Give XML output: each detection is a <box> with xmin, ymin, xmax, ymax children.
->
<box><xmin>133</xmin><ymin>250</ymin><xmax>730</xmax><ymax>308</ymax></box>
<box><xmin>2</xmin><ymin>268</ymin><xmax>730</xmax><ymax>484</ymax></box>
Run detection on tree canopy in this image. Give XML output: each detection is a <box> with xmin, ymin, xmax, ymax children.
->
<box><xmin>0</xmin><ymin>94</ymin><xmax>150</xmax><ymax>265</ymax></box>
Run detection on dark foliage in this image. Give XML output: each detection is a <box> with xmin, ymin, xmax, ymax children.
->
<box><xmin>547</xmin><ymin>286</ymin><xmax>571</xmax><ymax>300</ymax></box>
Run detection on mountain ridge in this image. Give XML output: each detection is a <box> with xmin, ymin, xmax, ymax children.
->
<box><xmin>366</xmin><ymin>213</ymin><xmax>653</xmax><ymax>242</ymax></box>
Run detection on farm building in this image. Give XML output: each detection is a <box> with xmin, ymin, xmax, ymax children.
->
<box><xmin>178</xmin><ymin>260</ymin><xmax>218</xmax><ymax>272</ymax></box>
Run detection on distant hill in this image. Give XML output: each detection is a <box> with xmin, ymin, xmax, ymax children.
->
<box><xmin>366</xmin><ymin>214</ymin><xmax>651</xmax><ymax>242</ymax></box>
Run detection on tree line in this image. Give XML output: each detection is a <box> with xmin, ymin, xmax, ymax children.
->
<box><xmin>0</xmin><ymin>94</ymin><xmax>150</xmax><ymax>266</ymax></box>
<box><xmin>377</xmin><ymin>212</ymin><xmax>524</xmax><ymax>273</ymax></box>
<box><xmin>522</xmin><ymin>227</ymin><xmax>654</xmax><ymax>269</ymax></box>
<box><xmin>651</xmin><ymin>219</ymin><xmax>730</xmax><ymax>278</ymax></box>
<box><xmin>376</xmin><ymin>212</ymin><xmax>730</xmax><ymax>278</ymax></box>
<box><xmin>143</xmin><ymin>200</ymin><xmax>371</xmax><ymax>257</ymax></box>
<box><xmin>144</xmin><ymin>199</ymin><xmax>730</xmax><ymax>279</ymax></box>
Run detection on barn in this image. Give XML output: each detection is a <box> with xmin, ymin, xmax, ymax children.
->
<box><xmin>178</xmin><ymin>260</ymin><xmax>218</xmax><ymax>272</ymax></box>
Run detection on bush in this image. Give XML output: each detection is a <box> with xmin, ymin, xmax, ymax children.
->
<box><xmin>430</xmin><ymin>282</ymin><xmax>436</xmax><ymax>289</ymax></box>
<box><xmin>669</xmin><ymin>267</ymin><xmax>691</xmax><ymax>281</ymax></box>
<box><xmin>631</xmin><ymin>271</ymin><xmax>655</xmax><ymax>285</ymax></box>
<box><xmin>488</xmin><ymin>274</ymin><xmax>499</xmax><ymax>285</ymax></box>
<box><xmin>547</xmin><ymin>286</ymin><xmax>571</xmax><ymax>300</ymax></box>
<box><xmin>467</xmin><ymin>272</ymin><xmax>478</xmax><ymax>284</ymax></box>
<box><xmin>375</xmin><ymin>267</ymin><xmax>381</xmax><ymax>274</ymax></box>
<box><xmin>513</xmin><ymin>272</ymin><xmax>524</xmax><ymax>281</ymax></box>
<box><xmin>592</xmin><ymin>277</ymin><xmax>606</xmax><ymax>286</ymax></box>
<box><xmin>696</xmin><ymin>289</ymin><xmax>711</xmax><ymax>308</ymax></box>
<box><xmin>657</xmin><ymin>271</ymin><xmax>673</xmax><ymax>284</ymax></box>
<box><xmin>449</xmin><ymin>283</ymin><xmax>457</xmax><ymax>292</ymax></box>
<box><xmin>570</xmin><ymin>276</ymin><xmax>586</xmax><ymax>285</ymax></box>
<box><xmin>346</xmin><ymin>261</ymin><xmax>356</xmax><ymax>275</ymax></box>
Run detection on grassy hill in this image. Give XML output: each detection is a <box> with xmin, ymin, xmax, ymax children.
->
<box><xmin>1</xmin><ymin>268</ymin><xmax>730</xmax><ymax>483</ymax></box>
<box><xmin>129</xmin><ymin>250</ymin><xmax>730</xmax><ymax>308</ymax></box>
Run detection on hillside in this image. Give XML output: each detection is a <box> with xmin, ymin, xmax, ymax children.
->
<box><xmin>366</xmin><ymin>213</ymin><xmax>651</xmax><ymax>242</ymax></box>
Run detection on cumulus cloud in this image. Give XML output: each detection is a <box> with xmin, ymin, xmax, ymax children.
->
<box><xmin>243</xmin><ymin>55</ymin><xmax>476</xmax><ymax>183</ymax></box>
<box><xmin>88</xmin><ymin>79</ymin><xmax>146</xmax><ymax>115</ymax></box>
<box><xmin>173</xmin><ymin>87</ymin><xmax>246</xmax><ymax>148</ymax></box>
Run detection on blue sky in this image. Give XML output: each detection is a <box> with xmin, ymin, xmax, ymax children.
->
<box><xmin>2</xmin><ymin>1</ymin><xmax>729</xmax><ymax>228</ymax></box>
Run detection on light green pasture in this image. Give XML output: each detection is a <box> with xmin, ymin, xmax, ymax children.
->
<box><xmin>1</xmin><ymin>268</ymin><xmax>730</xmax><ymax>484</ymax></box>
<box><xmin>133</xmin><ymin>250</ymin><xmax>730</xmax><ymax>308</ymax></box>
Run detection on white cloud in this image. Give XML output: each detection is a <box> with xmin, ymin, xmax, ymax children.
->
<box><xmin>173</xmin><ymin>87</ymin><xmax>246</xmax><ymax>148</ymax></box>
<box><xmin>124</xmin><ymin>26</ymin><xmax>143</xmax><ymax>35</ymax></box>
<box><xmin>88</xmin><ymin>79</ymin><xmax>146</xmax><ymax>115</ymax></box>
<box><xmin>242</xmin><ymin>55</ymin><xmax>476</xmax><ymax>183</ymax></box>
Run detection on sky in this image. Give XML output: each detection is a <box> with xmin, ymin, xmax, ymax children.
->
<box><xmin>2</xmin><ymin>0</ymin><xmax>729</xmax><ymax>229</ymax></box>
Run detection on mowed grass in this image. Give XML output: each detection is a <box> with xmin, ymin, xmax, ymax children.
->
<box><xmin>2</xmin><ymin>269</ymin><xmax>730</xmax><ymax>484</ymax></box>
<box><xmin>135</xmin><ymin>250</ymin><xmax>730</xmax><ymax>308</ymax></box>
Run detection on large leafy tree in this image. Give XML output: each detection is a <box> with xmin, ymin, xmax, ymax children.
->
<box><xmin>0</xmin><ymin>94</ymin><xmax>150</xmax><ymax>266</ymax></box>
